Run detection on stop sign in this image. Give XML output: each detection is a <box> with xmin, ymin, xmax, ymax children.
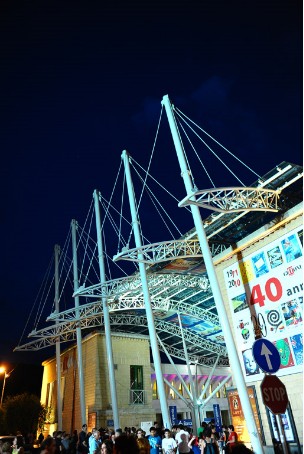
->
<box><xmin>261</xmin><ymin>374</ymin><xmax>289</xmax><ymax>414</ymax></box>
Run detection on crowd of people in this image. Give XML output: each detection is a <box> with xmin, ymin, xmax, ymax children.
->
<box><xmin>35</xmin><ymin>420</ymin><xmax>251</xmax><ymax>454</ymax></box>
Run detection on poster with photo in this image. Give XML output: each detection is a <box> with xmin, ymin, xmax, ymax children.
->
<box><xmin>267</xmin><ymin>407</ymin><xmax>295</xmax><ymax>443</ymax></box>
<box><xmin>223</xmin><ymin>226</ymin><xmax>303</xmax><ymax>382</ymax></box>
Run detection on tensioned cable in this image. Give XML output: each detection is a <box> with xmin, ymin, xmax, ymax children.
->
<box><xmin>175</xmin><ymin>110</ymin><xmax>245</xmax><ymax>186</ymax></box>
<box><xmin>118</xmin><ymin>170</ymin><xmax>126</xmax><ymax>254</ymax></box>
<box><xmin>131</xmin><ymin>158</ymin><xmax>191</xmax><ymax>213</ymax></box>
<box><xmin>99</xmin><ymin>195</ymin><xmax>151</xmax><ymax>246</ymax></box>
<box><xmin>132</xmin><ymin>164</ymin><xmax>183</xmax><ymax>239</ymax></box>
<box><xmin>18</xmin><ymin>253</ymin><xmax>55</xmax><ymax>345</ymax></box>
<box><xmin>79</xmin><ymin>201</ymin><xmax>95</xmax><ymax>283</ymax></box>
<box><xmin>125</xmin><ymin>107</ymin><xmax>164</xmax><ymax>248</ymax></box>
<box><xmin>77</xmin><ymin>230</ymin><xmax>100</xmax><ymax>283</ymax></box>
<box><xmin>177</xmin><ymin>119</ymin><xmax>215</xmax><ymax>188</ymax></box>
<box><xmin>137</xmin><ymin>105</ymin><xmax>163</xmax><ymax>211</ymax></box>
<box><xmin>175</xmin><ymin>106</ymin><xmax>261</xmax><ymax>179</ymax></box>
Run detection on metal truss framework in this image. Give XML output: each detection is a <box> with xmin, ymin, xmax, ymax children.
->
<box><xmin>113</xmin><ymin>239</ymin><xmax>222</xmax><ymax>264</ymax></box>
<box><xmin>15</xmin><ymin>313</ymin><xmax>226</xmax><ymax>358</ymax></box>
<box><xmin>72</xmin><ymin>273</ymin><xmax>210</xmax><ymax>299</ymax></box>
<box><xmin>46</xmin><ymin>296</ymin><xmax>220</xmax><ymax>327</ymax></box>
<box><xmin>178</xmin><ymin>187</ymin><xmax>280</xmax><ymax>213</ymax></box>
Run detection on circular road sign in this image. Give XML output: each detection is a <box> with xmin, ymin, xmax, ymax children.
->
<box><xmin>261</xmin><ymin>374</ymin><xmax>289</xmax><ymax>415</ymax></box>
<box><xmin>252</xmin><ymin>338</ymin><xmax>281</xmax><ymax>373</ymax></box>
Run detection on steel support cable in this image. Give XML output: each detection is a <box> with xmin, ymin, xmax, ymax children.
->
<box><xmin>99</xmin><ymin>198</ymin><xmax>143</xmax><ymax>264</ymax></box>
<box><xmin>100</xmin><ymin>196</ymin><xmax>138</xmax><ymax>248</ymax></box>
<box><xmin>79</xmin><ymin>202</ymin><xmax>95</xmax><ymax>284</ymax></box>
<box><xmin>137</xmin><ymin>104</ymin><xmax>164</xmax><ymax>211</ymax></box>
<box><xmin>177</xmin><ymin>119</ymin><xmax>216</xmax><ymax>188</ymax></box>
<box><xmin>56</xmin><ymin>229</ymin><xmax>74</xmax><ymax>311</ymax></box>
<box><xmin>131</xmin><ymin>158</ymin><xmax>191</xmax><ymax>213</ymax></box>
<box><xmin>17</xmin><ymin>253</ymin><xmax>55</xmax><ymax>346</ymax></box>
<box><xmin>99</xmin><ymin>161</ymin><xmax>123</xmax><ymax>232</ymax></box>
<box><xmin>175</xmin><ymin>106</ymin><xmax>261</xmax><ymax>179</ymax></box>
<box><xmin>118</xmin><ymin>170</ymin><xmax>126</xmax><ymax>254</ymax></box>
<box><xmin>77</xmin><ymin>232</ymin><xmax>100</xmax><ymax>284</ymax></box>
<box><xmin>132</xmin><ymin>164</ymin><xmax>182</xmax><ymax>239</ymax></box>
<box><xmin>102</xmin><ymin>228</ymin><xmax>112</xmax><ymax>282</ymax></box>
<box><xmin>99</xmin><ymin>200</ymin><xmax>139</xmax><ymax>273</ymax></box>
<box><xmin>33</xmin><ymin>255</ymin><xmax>54</xmax><ymax>327</ymax></box>
<box><xmin>174</xmin><ymin>109</ymin><xmax>245</xmax><ymax>186</ymax></box>
<box><xmin>99</xmin><ymin>193</ymin><xmax>150</xmax><ymax>244</ymax></box>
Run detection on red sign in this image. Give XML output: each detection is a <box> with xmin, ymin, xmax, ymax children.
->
<box><xmin>261</xmin><ymin>375</ymin><xmax>289</xmax><ymax>415</ymax></box>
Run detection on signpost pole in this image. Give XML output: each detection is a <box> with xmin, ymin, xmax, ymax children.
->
<box><xmin>276</xmin><ymin>414</ymin><xmax>289</xmax><ymax>454</ymax></box>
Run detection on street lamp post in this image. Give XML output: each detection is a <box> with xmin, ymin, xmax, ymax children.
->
<box><xmin>0</xmin><ymin>367</ymin><xmax>7</xmax><ymax>407</ymax></box>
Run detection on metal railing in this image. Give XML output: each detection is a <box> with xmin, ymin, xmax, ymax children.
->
<box><xmin>130</xmin><ymin>389</ymin><xmax>146</xmax><ymax>404</ymax></box>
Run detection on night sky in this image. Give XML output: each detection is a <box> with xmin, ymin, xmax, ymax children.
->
<box><xmin>0</xmin><ymin>1</ymin><xmax>302</xmax><ymax>393</ymax></box>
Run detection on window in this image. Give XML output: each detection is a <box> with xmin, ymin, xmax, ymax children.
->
<box><xmin>152</xmin><ymin>381</ymin><xmax>158</xmax><ymax>400</ymax></box>
<box><xmin>169</xmin><ymin>381</ymin><xmax>175</xmax><ymax>399</ymax></box>
<box><xmin>130</xmin><ymin>366</ymin><xmax>143</xmax><ymax>390</ymax></box>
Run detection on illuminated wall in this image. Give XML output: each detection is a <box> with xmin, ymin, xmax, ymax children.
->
<box><xmin>215</xmin><ymin>202</ymin><xmax>303</xmax><ymax>445</ymax></box>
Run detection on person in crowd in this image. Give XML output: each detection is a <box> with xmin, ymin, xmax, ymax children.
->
<box><xmin>199</xmin><ymin>428</ymin><xmax>215</xmax><ymax>454</ymax></box>
<box><xmin>153</xmin><ymin>422</ymin><xmax>162</xmax><ymax>439</ymax></box>
<box><xmin>54</xmin><ymin>431</ymin><xmax>63</xmax><ymax>454</ymax></box>
<box><xmin>70</xmin><ymin>431</ymin><xmax>78</xmax><ymax>454</ymax></box>
<box><xmin>225</xmin><ymin>426</ymin><xmax>238</xmax><ymax>453</ymax></box>
<box><xmin>61</xmin><ymin>433</ymin><xmax>71</xmax><ymax>454</ymax></box>
<box><xmin>197</xmin><ymin>422</ymin><xmax>207</xmax><ymax>439</ymax></box>
<box><xmin>188</xmin><ymin>432</ymin><xmax>200</xmax><ymax>454</ymax></box>
<box><xmin>162</xmin><ymin>429</ymin><xmax>177</xmax><ymax>454</ymax></box>
<box><xmin>2</xmin><ymin>443</ymin><xmax>12</xmax><ymax>454</ymax></box>
<box><xmin>88</xmin><ymin>429</ymin><xmax>97</xmax><ymax>453</ymax></box>
<box><xmin>114</xmin><ymin>434</ymin><xmax>139</xmax><ymax>454</ymax></box>
<box><xmin>12</xmin><ymin>437</ymin><xmax>24</xmax><ymax>454</ymax></box>
<box><xmin>78</xmin><ymin>425</ymin><xmax>88</xmax><ymax>454</ymax></box>
<box><xmin>136</xmin><ymin>429</ymin><xmax>150</xmax><ymax>454</ymax></box>
<box><xmin>38</xmin><ymin>434</ymin><xmax>45</xmax><ymax>446</ymax></box>
<box><xmin>89</xmin><ymin>430</ymin><xmax>100</xmax><ymax>454</ymax></box>
<box><xmin>211</xmin><ymin>426</ymin><xmax>220</xmax><ymax>454</ymax></box>
<box><xmin>217</xmin><ymin>427</ymin><xmax>226</xmax><ymax>454</ymax></box>
<box><xmin>41</xmin><ymin>438</ymin><xmax>57</xmax><ymax>454</ymax></box>
<box><xmin>147</xmin><ymin>427</ymin><xmax>162</xmax><ymax>454</ymax></box>
<box><xmin>100</xmin><ymin>440</ymin><xmax>113</xmax><ymax>454</ymax></box>
<box><xmin>175</xmin><ymin>424</ymin><xmax>190</xmax><ymax>454</ymax></box>
<box><xmin>171</xmin><ymin>426</ymin><xmax>178</xmax><ymax>440</ymax></box>
<box><xmin>114</xmin><ymin>429</ymin><xmax>122</xmax><ymax>440</ymax></box>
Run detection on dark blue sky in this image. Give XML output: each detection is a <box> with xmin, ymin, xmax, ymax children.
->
<box><xmin>0</xmin><ymin>0</ymin><xmax>302</xmax><ymax>370</ymax></box>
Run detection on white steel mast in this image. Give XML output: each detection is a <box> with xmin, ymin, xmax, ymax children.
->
<box><xmin>122</xmin><ymin>150</ymin><xmax>171</xmax><ymax>429</ymax></box>
<box><xmin>54</xmin><ymin>244</ymin><xmax>63</xmax><ymax>430</ymax></box>
<box><xmin>93</xmin><ymin>189</ymin><xmax>120</xmax><ymax>430</ymax></box>
<box><xmin>162</xmin><ymin>95</ymin><xmax>264</xmax><ymax>454</ymax></box>
<box><xmin>71</xmin><ymin>219</ymin><xmax>87</xmax><ymax>425</ymax></box>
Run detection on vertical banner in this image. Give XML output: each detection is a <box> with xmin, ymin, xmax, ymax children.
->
<box><xmin>227</xmin><ymin>386</ymin><xmax>265</xmax><ymax>444</ymax></box>
<box><xmin>213</xmin><ymin>404</ymin><xmax>223</xmax><ymax>433</ymax></box>
<box><xmin>223</xmin><ymin>226</ymin><xmax>303</xmax><ymax>382</ymax></box>
<box><xmin>169</xmin><ymin>405</ymin><xmax>177</xmax><ymax>426</ymax></box>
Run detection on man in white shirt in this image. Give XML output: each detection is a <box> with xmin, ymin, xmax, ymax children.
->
<box><xmin>162</xmin><ymin>429</ymin><xmax>177</xmax><ymax>454</ymax></box>
<box><xmin>175</xmin><ymin>424</ymin><xmax>190</xmax><ymax>454</ymax></box>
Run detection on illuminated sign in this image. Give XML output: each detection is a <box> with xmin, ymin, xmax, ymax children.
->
<box><xmin>224</xmin><ymin>227</ymin><xmax>303</xmax><ymax>382</ymax></box>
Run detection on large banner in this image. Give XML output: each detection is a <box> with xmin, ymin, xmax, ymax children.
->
<box><xmin>224</xmin><ymin>226</ymin><xmax>303</xmax><ymax>382</ymax></box>
<box><xmin>227</xmin><ymin>386</ymin><xmax>264</xmax><ymax>444</ymax></box>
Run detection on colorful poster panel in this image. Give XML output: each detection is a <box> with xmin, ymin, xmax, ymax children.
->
<box><xmin>281</xmin><ymin>234</ymin><xmax>302</xmax><ymax>262</ymax></box>
<box><xmin>252</xmin><ymin>252</ymin><xmax>269</xmax><ymax>278</ymax></box>
<box><xmin>273</xmin><ymin>338</ymin><xmax>294</xmax><ymax>369</ymax></box>
<box><xmin>227</xmin><ymin>387</ymin><xmax>265</xmax><ymax>445</ymax></box>
<box><xmin>267</xmin><ymin>246</ymin><xmax>283</xmax><ymax>269</ymax></box>
<box><xmin>290</xmin><ymin>333</ymin><xmax>303</xmax><ymax>365</ymax></box>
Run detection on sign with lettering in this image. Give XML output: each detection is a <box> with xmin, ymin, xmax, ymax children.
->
<box><xmin>224</xmin><ymin>226</ymin><xmax>303</xmax><ymax>382</ymax></box>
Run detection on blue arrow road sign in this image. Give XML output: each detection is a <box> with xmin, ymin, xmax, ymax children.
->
<box><xmin>252</xmin><ymin>338</ymin><xmax>281</xmax><ymax>373</ymax></box>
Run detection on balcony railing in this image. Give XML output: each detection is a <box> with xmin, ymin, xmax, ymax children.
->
<box><xmin>130</xmin><ymin>389</ymin><xmax>146</xmax><ymax>405</ymax></box>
